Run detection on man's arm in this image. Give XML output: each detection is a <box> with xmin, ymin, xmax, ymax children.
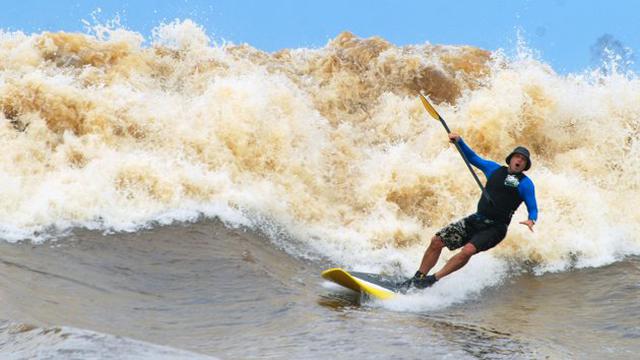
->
<box><xmin>450</xmin><ymin>134</ymin><xmax>500</xmax><ymax>178</ymax></box>
<box><xmin>518</xmin><ymin>178</ymin><xmax>538</xmax><ymax>232</ymax></box>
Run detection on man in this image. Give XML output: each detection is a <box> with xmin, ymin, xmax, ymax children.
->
<box><xmin>401</xmin><ymin>132</ymin><xmax>538</xmax><ymax>289</ymax></box>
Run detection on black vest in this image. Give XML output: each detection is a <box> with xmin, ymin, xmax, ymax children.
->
<box><xmin>477</xmin><ymin>166</ymin><xmax>525</xmax><ymax>224</ymax></box>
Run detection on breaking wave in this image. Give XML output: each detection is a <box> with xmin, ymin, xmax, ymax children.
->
<box><xmin>1</xmin><ymin>19</ymin><xmax>639</xmax><ymax>276</ymax></box>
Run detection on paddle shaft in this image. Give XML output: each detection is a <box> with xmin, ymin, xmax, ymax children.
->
<box><xmin>438</xmin><ymin>118</ymin><xmax>494</xmax><ymax>204</ymax></box>
<box><xmin>419</xmin><ymin>95</ymin><xmax>494</xmax><ymax>205</ymax></box>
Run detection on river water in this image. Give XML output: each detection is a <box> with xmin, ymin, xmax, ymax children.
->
<box><xmin>1</xmin><ymin>220</ymin><xmax>638</xmax><ymax>359</ymax></box>
<box><xmin>1</xmin><ymin>21</ymin><xmax>640</xmax><ymax>359</ymax></box>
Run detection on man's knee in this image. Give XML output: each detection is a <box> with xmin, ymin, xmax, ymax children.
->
<box><xmin>429</xmin><ymin>235</ymin><xmax>445</xmax><ymax>250</ymax></box>
<box><xmin>460</xmin><ymin>243</ymin><xmax>477</xmax><ymax>258</ymax></box>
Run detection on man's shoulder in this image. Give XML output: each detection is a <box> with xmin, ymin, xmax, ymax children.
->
<box><xmin>486</xmin><ymin>161</ymin><xmax>503</xmax><ymax>171</ymax></box>
<box><xmin>518</xmin><ymin>174</ymin><xmax>535</xmax><ymax>188</ymax></box>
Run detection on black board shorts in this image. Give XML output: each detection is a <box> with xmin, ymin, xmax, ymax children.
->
<box><xmin>436</xmin><ymin>213</ymin><xmax>508</xmax><ymax>252</ymax></box>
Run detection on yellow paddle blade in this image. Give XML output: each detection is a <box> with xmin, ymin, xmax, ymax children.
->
<box><xmin>419</xmin><ymin>94</ymin><xmax>441</xmax><ymax>121</ymax></box>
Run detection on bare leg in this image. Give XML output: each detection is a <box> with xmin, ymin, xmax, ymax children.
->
<box><xmin>434</xmin><ymin>243</ymin><xmax>477</xmax><ymax>280</ymax></box>
<box><xmin>418</xmin><ymin>236</ymin><xmax>445</xmax><ymax>274</ymax></box>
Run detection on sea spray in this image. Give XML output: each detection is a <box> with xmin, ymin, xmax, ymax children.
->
<box><xmin>0</xmin><ymin>20</ymin><xmax>638</xmax><ymax>279</ymax></box>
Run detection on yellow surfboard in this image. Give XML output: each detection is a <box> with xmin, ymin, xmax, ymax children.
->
<box><xmin>321</xmin><ymin>268</ymin><xmax>399</xmax><ymax>300</ymax></box>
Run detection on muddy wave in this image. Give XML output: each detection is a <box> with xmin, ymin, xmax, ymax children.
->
<box><xmin>0</xmin><ymin>20</ymin><xmax>639</xmax><ymax>274</ymax></box>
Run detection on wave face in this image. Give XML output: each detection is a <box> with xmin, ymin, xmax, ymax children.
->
<box><xmin>1</xmin><ymin>20</ymin><xmax>639</xmax><ymax>273</ymax></box>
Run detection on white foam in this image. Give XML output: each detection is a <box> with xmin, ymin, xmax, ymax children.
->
<box><xmin>0</xmin><ymin>22</ymin><xmax>638</xmax><ymax>295</ymax></box>
<box><xmin>382</xmin><ymin>254</ymin><xmax>509</xmax><ymax>312</ymax></box>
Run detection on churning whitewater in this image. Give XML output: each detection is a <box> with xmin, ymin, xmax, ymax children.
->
<box><xmin>1</xmin><ymin>19</ymin><xmax>639</xmax><ymax>281</ymax></box>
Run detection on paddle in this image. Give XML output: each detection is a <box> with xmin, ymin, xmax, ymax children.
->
<box><xmin>419</xmin><ymin>94</ymin><xmax>494</xmax><ymax>205</ymax></box>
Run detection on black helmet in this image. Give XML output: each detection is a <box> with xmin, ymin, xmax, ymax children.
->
<box><xmin>505</xmin><ymin>146</ymin><xmax>531</xmax><ymax>171</ymax></box>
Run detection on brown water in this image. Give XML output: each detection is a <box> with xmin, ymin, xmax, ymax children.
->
<box><xmin>1</xmin><ymin>220</ymin><xmax>638</xmax><ymax>359</ymax></box>
<box><xmin>2</xmin><ymin>22</ymin><xmax>640</xmax><ymax>359</ymax></box>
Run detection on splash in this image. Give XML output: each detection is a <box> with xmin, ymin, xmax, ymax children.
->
<box><xmin>1</xmin><ymin>20</ymin><xmax>639</xmax><ymax>277</ymax></box>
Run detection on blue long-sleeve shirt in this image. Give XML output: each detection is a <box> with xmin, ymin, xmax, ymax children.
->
<box><xmin>457</xmin><ymin>139</ymin><xmax>538</xmax><ymax>222</ymax></box>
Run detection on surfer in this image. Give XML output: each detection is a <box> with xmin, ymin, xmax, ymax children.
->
<box><xmin>401</xmin><ymin>132</ymin><xmax>538</xmax><ymax>289</ymax></box>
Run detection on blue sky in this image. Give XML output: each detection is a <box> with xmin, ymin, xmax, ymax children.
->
<box><xmin>1</xmin><ymin>0</ymin><xmax>639</xmax><ymax>73</ymax></box>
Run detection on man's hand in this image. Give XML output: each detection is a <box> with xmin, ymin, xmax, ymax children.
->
<box><xmin>519</xmin><ymin>219</ymin><xmax>535</xmax><ymax>232</ymax></box>
<box><xmin>448</xmin><ymin>132</ymin><xmax>460</xmax><ymax>143</ymax></box>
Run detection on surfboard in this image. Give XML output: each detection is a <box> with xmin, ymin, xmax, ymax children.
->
<box><xmin>321</xmin><ymin>268</ymin><xmax>401</xmax><ymax>300</ymax></box>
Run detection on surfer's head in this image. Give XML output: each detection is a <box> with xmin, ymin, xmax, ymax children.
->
<box><xmin>506</xmin><ymin>146</ymin><xmax>531</xmax><ymax>172</ymax></box>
